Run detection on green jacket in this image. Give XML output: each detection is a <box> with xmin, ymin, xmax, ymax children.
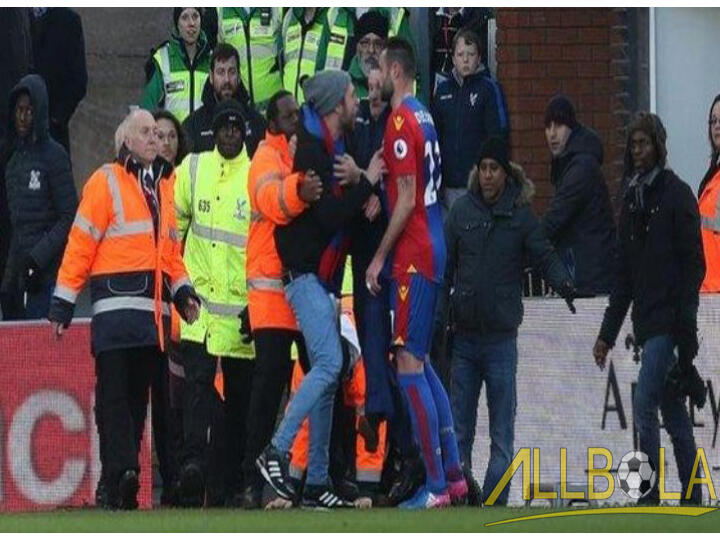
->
<box><xmin>175</xmin><ymin>147</ymin><xmax>254</xmax><ymax>359</ymax></box>
<box><xmin>140</xmin><ymin>31</ymin><xmax>211</xmax><ymax>122</ymax></box>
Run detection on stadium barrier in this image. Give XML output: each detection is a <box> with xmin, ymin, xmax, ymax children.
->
<box><xmin>2</xmin><ymin>296</ymin><xmax>720</xmax><ymax>510</ymax></box>
<box><xmin>0</xmin><ymin>320</ymin><xmax>151</xmax><ymax>511</ymax></box>
<box><xmin>471</xmin><ymin>296</ymin><xmax>720</xmax><ymax>506</ymax></box>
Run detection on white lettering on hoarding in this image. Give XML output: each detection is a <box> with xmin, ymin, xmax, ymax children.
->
<box><xmin>8</xmin><ymin>391</ymin><xmax>86</xmax><ymax>505</ymax></box>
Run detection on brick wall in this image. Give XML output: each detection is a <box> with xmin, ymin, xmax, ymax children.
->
<box><xmin>496</xmin><ymin>8</ymin><xmax>631</xmax><ymax>214</ymax></box>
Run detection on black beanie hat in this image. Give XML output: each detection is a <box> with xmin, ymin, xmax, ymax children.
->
<box><xmin>356</xmin><ymin>11</ymin><xmax>389</xmax><ymax>42</ymax></box>
<box><xmin>544</xmin><ymin>94</ymin><xmax>578</xmax><ymax>130</ymax></box>
<box><xmin>173</xmin><ymin>7</ymin><xmax>202</xmax><ymax>29</ymax></box>
<box><xmin>212</xmin><ymin>98</ymin><xmax>246</xmax><ymax>132</ymax></box>
<box><xmin>477</xmin><ymin>136</ymin><xmax>511</xmax><ymax>175</ymax></box>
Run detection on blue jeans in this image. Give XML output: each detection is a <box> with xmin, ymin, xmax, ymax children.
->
<box><xmin>271</xmin><ymin>273</ymin><xmax>343</xmax><ymax>486</ymax></box>
<box><xmin>451</xmin><ymin>334</ymin><xmax>517</xmax><ymax>505</ymax></box>
<box><xmin>634</xmin><ymin>335</ymin><xmax>699</xmax><ymax>502</ymax></box>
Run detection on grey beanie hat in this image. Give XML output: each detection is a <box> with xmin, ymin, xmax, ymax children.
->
<box><xmin>302</xmin><ymin>70</ymin><xmax>351</xmax><ymax>117</ymax></box>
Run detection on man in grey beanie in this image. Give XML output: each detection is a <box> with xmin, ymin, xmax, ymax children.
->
<box><xmin>256</xmin><ymin>73</ymin><xmax>387</xmax><ymax>508</ymax></box>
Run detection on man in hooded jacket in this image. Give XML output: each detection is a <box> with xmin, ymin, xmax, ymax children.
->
<box><xmin>543</xmin><ymin>94</ymin><xmax>617</xmax><ymax>296</ymax></box>
<box><xmin>1</xmin><ymin>74</ymin><xmax>77</xmax><ymax>320</ymax></box>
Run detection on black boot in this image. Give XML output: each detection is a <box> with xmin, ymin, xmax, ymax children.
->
<box><xmin>117</xmin><ymin>470</ymin><xmax>139</xmax><ymax>510</ymax></box>
<box><xmin>388</xmin><ymin>450</ymin><xmax>425</xmax><ymax>506</ymax></box>
<box><xmin>178</xmin><ymin>462</ymin><xmax>205</xmax><ymax>508</ymax></box>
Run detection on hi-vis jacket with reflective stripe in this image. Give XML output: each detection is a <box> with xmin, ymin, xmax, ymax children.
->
<box><xmin>53</xmin><ymin>159</ymin><xmax>191</xmax><ymax>356</ymax></box>
<box><xmin>175</xmin><ymin>147</ymin><xmax>254</xmax><ymax>358</ymax></box>
<box><xmin>246</xmin><ymin>131</ymin><xmax>307</xmax><ymax>330</ymax></box>
<box><xmin>218</xmin><ymin>7</ymin><xmax>283</xmax><ymax>113</ymax></box>
<box><xmin>140</xmin><ymin>33</ymin><xmax>212</xmax><ymax>123</ymax></box>
<box><xmin>281</xmin><ymin>7</ymin><xmax>354</xmax><ymax>104</ymax></box>
<box><xmin>699</xmin><ymin>167</ymin><xmax>720</xmax><ymax>292</ymax></box>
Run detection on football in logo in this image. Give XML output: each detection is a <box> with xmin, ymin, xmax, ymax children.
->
<box><xmin>616</xmin><ymin>450</ymin><xmax>656</xmax><ymax>499</ymax></box>
<box><xmin>393</xmin><ymin>138</ymin><xmax>408</xmax><ymax>160</ymax></box>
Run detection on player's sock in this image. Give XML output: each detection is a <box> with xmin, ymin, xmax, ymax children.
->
<box><xmin>424</xmin><ymin>362</ymin><xmax>463</xmax><ymax>482</ymax></box>
<box><xmin>398</xmin><ymin>372</ymin><xmax>446</xmax><ymax>493</ymax></box>
<box><xmin>388</xmin><ymin>367</ymin><xmax>416</xmax><ymax>456</ymax></box>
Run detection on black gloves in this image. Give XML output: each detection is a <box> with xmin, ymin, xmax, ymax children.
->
<box><xmin>665</xmin><ymin>362</ymin><xmax>706</xmax><ymax>409</ymax></box>
<box><xmin>173</xmin><ymin>285</ymin><xmax>201</xmax><ymax>322</ymax></box>
<box><xmin>239</xmin><ymin>305</ymin><xmax>253</xmax><ymax>344</ymax></box>
<box><xmin>557</xmin><ymin>280</ymin><xmax>577</xmax><ymax>314</ymax></box>
<box><xmin>20</xmin><ymin>253</ymin><xmax>41</xmax><ymax>293</ymax></box>
<box><xmin>666</xmin><ymin>323</ymin><xmax>705</xmax><ymax>408</ymax></box>
<box><xmin>48</xmin><ymin>296</ymin><xmax>74</xmax><ymax>328</ymax></box>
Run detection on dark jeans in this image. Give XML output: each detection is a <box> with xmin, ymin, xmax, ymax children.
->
<box><xmin>635</xmin><ymin>335</ymin><xmax>700</xmax><ymax>503</ymax></box>
<box><xmin>351</xmin><ymin>254</ymin><xmax>394</xmax><ymax>418</ymax></box>
<box><xmin>451</xmin><ymin>334</ymin><xmax>517</xmax><ymax>505</ymax></box>
<box><xmin>95</xmin><ymin>346</ymin><xmax>157</xmax><ymax>496</ymax></box>
<box><xmin>180</xmin><ymin>340</ymin><xmax>254</xmax><ymax>498</ymax></box>
<box><xmin>241</xmin><ymin>328</ymin><xmax>303</xmax><ymax>491</ymax></box>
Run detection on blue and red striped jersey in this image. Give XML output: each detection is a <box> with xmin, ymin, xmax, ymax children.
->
<box><xmin>382</xmin><ymin>96</ymin><xmax>446</xmax><ymax>283</ymax></box>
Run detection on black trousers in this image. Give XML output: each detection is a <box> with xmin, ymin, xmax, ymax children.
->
<box><xmin>95</xmin><ymin>346</ymin><xmax>157</xmax><ymax>495</ymax></box>
<box><xmin>150</xmin><ymin>353</ymin><xmax>181</xmax><ymax>498</ymax></box>
<box><xmin>180</xmin><ymin>340</ymin><xmax>254</xmax><ymax>498</ymax></box>
<box><xmin>241</xmin><ymin>328</ymin><xmax>305</xmax><ymax>490</ymax></box>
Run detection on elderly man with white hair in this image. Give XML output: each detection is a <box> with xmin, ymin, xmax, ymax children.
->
<box><xmin>49</xmin><ymin>109</ymin><xmax>200</xmax><ymax>510</ymax></box>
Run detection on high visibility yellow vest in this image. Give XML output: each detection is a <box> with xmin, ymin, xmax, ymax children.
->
<box><xmin>153</xmin><ymin>43</ymin><xmax>208</xmax><ymax>123</ymax></box>
<box><xmin>325</xmin><ymin>8</ymin><xmax>351</xmax><ymax>70</ymax></box>
<box><xmin>219</xmin><ymin>7</ymin><xmax>283</xmax><ymax>112</ymax></box>
<box><xmin>174</xmin><ymin>148</ymin><xmax>254</xmax><ymax>359</ymax></box>
<box><xmin>282</xmin><ymin>8</ymin><xmax>349</xmax><ymax>104</ymax></box>
<box><xmin>387</xmin><ymin>7</ymin><xmax>406</xmax><ymax>38</ymax></box>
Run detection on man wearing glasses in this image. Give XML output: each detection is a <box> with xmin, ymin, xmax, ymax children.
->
<box><xmin>348</xmin><ymin>11</ymin><xmax>389</xmax><ymax>100</ymax></box>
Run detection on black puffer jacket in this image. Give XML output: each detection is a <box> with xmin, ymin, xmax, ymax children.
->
<box><xmin>182</xmin><ymin>77</ymin><xmax>266</xmax><ymax>157</ymax></box>
<box><xmin>543</xmin><ymin>125</ymin><xmax>617</xmax><ymax>296</ymax></box>
<box><xmin>1</xmin><ymin>74</ymin><xmax>78</xmax><ymax>293</ymax></box>
<box><xmin>437</xmin><ymin>163</ymin><xmax>572</xmax><ymax>339</ymax></box>
<box><xmin>599</xmin><ymin>169</ymin><xmax>705</xmax><ymax>348</ymax></box>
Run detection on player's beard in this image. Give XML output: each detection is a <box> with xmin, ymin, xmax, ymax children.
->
<box><xmin>381</xmin><ymin>77</ymin><xmax>394</xmax><ymax>102</ymax></box>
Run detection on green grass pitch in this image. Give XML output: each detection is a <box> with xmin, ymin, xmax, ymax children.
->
<box><xmin>2</xmin><ymin>506</ymin><xmax>719</xmax><ymax>533</ymax></box>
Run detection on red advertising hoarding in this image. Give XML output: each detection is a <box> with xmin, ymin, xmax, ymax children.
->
<box><xmin>0</xmin><ymin>320</ymin><xmax>151</xmax><ymax>511</ymax></box>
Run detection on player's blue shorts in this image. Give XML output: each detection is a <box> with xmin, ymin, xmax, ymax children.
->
<box><xmin>389</xmin><ymin>272</ymin><xmax>438</xmax><ymax>361</ymax></box>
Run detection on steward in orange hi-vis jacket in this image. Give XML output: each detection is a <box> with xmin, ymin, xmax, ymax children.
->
<box><xmin>48</xmin><ymin>110</ymin><xmax>200</xmax><ymax>511</ymax></box>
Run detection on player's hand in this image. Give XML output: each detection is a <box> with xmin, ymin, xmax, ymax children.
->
<box><xmin>52</xmin><ymin>321</ymin><xmax>65</xmax><ymax>341</ymax></box>
<box><xmin>288</xmin><ymin>134</ymin><xmax>298</xmax><ymax>160</ymax></box>
<box><xmin>299</xmin><ymin>169</ymin><xmax>322</xmax><ymax>203</ymax></box>
<box><xmin>363</xmin><ymin>194</ymin><xmax>382</xmax><ymax>222</ymax></box>
<box><xmin>365</xmin><ymin>149</ymin><xmax>387</xmax><ymax>186</ymax></box>
<box><xmin>183</xmin><ymin>296</ymin><xmax>201</xmax><ymax>324</ymax></box>
<box><xmin>593</xmin><ymin>338</ymin><xmax>610</xmax><ymax>370</ymax></box>
<box><xmin>365</xmin><ymin>256</ymin><xmax>384</xmax><ymax>296</ymax></box>
<box><xmin>334</xmin><ymin>154</ymin><xmax>362</xmax><ymax>187</ymax></box>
